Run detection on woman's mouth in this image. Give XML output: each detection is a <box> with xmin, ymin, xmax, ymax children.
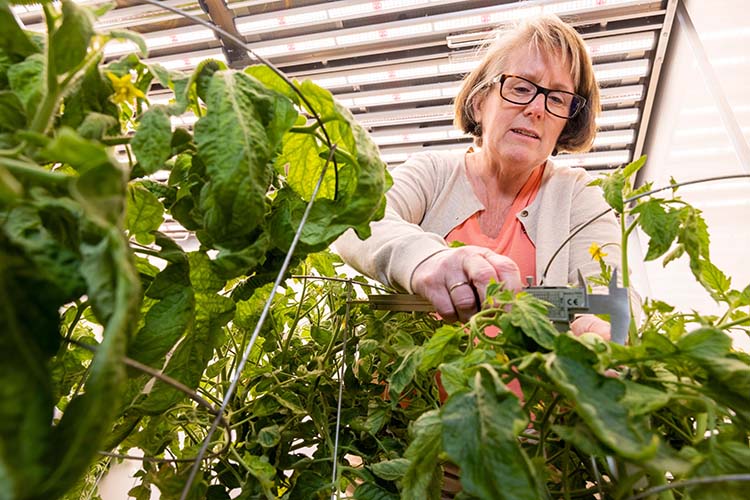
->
<box><xmin>510</xmin><ymin>128</ymin><xmax>540</xmax><ymax>140</ymax></box>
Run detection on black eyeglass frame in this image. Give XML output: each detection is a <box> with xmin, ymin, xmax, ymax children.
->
<box><xmin>492</xmin><ymin>74</ymin><xmax>587</xmax><ymax>119</ymax></box>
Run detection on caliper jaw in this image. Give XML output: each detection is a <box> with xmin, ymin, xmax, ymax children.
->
<box><xmin>524</xmin><ymin>269</ymin><xmax>630</xmax><ymax>344</ymax></box>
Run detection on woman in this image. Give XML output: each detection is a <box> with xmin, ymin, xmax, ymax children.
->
<box><xmin>336</xmin><ymin>14</ymin><xmax>625</xmax><ymax>339</ymax></box>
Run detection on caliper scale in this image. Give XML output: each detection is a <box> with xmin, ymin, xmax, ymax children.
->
<box><xmin>367</xmin><ymin>269</ymin><xmax>630</xmax><ymax>344</ymax></box>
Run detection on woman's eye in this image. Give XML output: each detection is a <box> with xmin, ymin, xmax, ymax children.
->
<box><xmin>548</xmin><ymin>95</ymin><xmax>565</xmax><ymax>105</ymax></box>
<box><xmin>514</xmin><ymin>85</ymin><xmax>533</xmax><ymax>94</ymax></box>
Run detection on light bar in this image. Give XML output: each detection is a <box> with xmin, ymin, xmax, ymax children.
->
<box><xmin>370</xmin><ymin>126</ymin><xmax>634</xmax><ymax>148</ymax></box>
<box><xmin>599</xmin><ymin>85</ymin><xmax>644</xmax><ymax>106</ymax></box>
<box><xmin>301</xmin><ymin>46</ymin><xmax>651</xmax><ymax>92</ymax></box>
<box><xmin>553</xmin><ymin>150</ymin><xmax>631</xmax><ymax>168</ymax></box>
<box><xmin>146</xmin><ymin>49</ymin><xmax>226</xmax><ymax>71</ymax></box>
<box><xmin>243</xmin><ymin>0</ymin><xmax>658</xmax><ymax>61</ymax></box>
<box><xmin>592</xmin><ymin>130</ymin><xmax>635</xmax><ymax>148</ymax></box>
<box><xmin>371</xmin><ymin>126</ymin><xmax>467</xmax><ymax>146</ymax></box>
<box><xmin>336</xmin><ymin>82</ymin><xmax>457</xmax><ymax>108</ymax></box>
<box><xmin>104</xmin><ymin>26</ymin><xmax>216</xmax><ymax>58</ymax></box>
<box><xmin>355</xmin><ymin>106</ymin><xmax>639</xmax><ymax>129</ymax></box>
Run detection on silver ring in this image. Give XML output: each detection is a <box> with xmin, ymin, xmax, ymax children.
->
<box><xmin>448</xmin><ymin>281</ymin><xmax>471</xmax><ymax>293</ymax></box>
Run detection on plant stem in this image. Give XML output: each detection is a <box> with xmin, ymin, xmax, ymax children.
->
<box><xmin>0</xmin><ymin>157</ymin><xmax>72</xmax><ymax>188</ymax></box>
<box><xmin>718</xmin><ymin>315</ymin><xmax>750</xmax><ymax>330</ymax></box>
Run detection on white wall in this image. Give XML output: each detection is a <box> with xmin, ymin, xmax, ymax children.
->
<box><xmin>639</xmin><ymin>0</ymin><xmax>750</xmax><ymax>349</ymax></box>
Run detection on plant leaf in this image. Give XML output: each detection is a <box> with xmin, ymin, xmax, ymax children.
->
<box><xmin>50</xmin><ymin>0</ymin><xmax>95</xmax><ymax>75</ymax></box>
<box><xmin>441</xmin><ymin>369</ymin><xmax>540</xmax><ymax>500</ymax></box>
<box><xmin>509</xmin><ymin>293</ymin><xmax>558</xmax><ymax>350</ymax></box>
<box><xmin>370</xmin><ymin>458</ymin><xmax>410</xmax><ymax>481</ymax></box>
<box><xmin>387</xmin><ymin>347</ymin><xmax>423</xmax><ymax>403</ymax></box>
<box><xmin>401</xmin><ymin>410</ymin><xmax>443</xmax><ymax>500</ymax></box>
<box><xmin>194</xmin><ymin>70</ymin><xmax>297</xmax><ymax>247</ymax></box>
<box><xmin>131</xmin><ymin>106</ymin><xmax>172</xmax><ymax>174</ymax></box>
<box><xmin>0</xmin><ymin>90</ymin><xmax>26</xmax><ymax>131</ymax></box>
<box><xmin>597</xmin><ymin>169</ymin><xmax>626</xmax><ymax>213</ymax></box>
<box><xmin>126</xmin><ymin>182</ymin><xmax>165</xmax><ymax>244</ymax></box>
<box><xmin>0</xmin><ymin>1</ymin><xmax>39</xmax><ymax>59</ymax></box>
<box><xmin>108</xmin><ymin>29</ymin><xmax>148</xmax><ymax>58</ymax></box>
<box><xmin>419</xmin><ymin>325</ymin><xmax>462</xmax><ymax>371</ymax></box>
<box><xmin>631</xmin><ymin>199</ymin><xmax>680</xmax><ymax>260</ymax></box>
<box><xmin>546</xmin><ymin>335</ymin><xmax>660</xmax><ymax>461</ymax></box>
<box><xmin>8</xmin><ymin>53</ymin><xmax>44</xmax><ymax>115</ymax></box>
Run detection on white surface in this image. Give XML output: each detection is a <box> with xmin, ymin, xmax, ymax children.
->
<box><xmin>639</xmin><ymin>0</ymin><xmax>750</xmax><ymax>351</ymax></box>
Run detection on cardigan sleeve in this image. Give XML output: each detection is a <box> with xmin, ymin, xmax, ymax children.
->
<box><xmin>333</xmin><ymin>153</ymin><xmax>451</xmax><ymax>292</ymax></box>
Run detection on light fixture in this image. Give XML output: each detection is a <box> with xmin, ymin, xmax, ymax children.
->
<box><xmin>147</xmin><ymin>48</ymin><xmax>226</xmax><ymax>71</ymax></box>
<box><xmin>104</xmin><ymin>25</ymin><xmax>216</xmax><ymax>58</ymax></box>
<box><xmin>242</xmin><ymin>0</ymin><xmax>659</xmax><ymax>61</ymax></box>
<box><xmin>371</xmin><ymin>126</ymin><xmax>466</xmax><ymax>146</ymax></box>
<box><xmin>301</xmin><ymin>51</ymin><xmax>650</xmax><ymax>92</ymax></box>
<box><xmin>553</xmin><ymin>150</ymin><xmax>631</xmax><ymax>168</ymax></box>
<box><xmin>355</xmin><ymin>106</ymin><xmax>639</xmax><ymax>129</ymax></box>
<box><xmin>592</xmin><ymin>130</ymin><xmax>635</xmax><ymax>147</ymax></box>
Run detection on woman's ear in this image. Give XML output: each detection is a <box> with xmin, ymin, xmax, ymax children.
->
<box><xmin>471</xmin><ymin>95</ymin><xmax>483</xmax><ymax>123</ymax></box>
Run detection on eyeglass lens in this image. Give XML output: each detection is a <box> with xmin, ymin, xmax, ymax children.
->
<box><xmin>500</xmin><ymin>75</ymin><xmax>582</xmax><ymax>119</ymax></box>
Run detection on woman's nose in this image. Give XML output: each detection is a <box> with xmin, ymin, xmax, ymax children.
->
<box><xmin>524</xmin><ymin>93</ymin><xmax>546</xmax><ymax>116</ymax></box>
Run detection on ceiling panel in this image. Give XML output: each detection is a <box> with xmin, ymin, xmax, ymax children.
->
<box><xmin>16</xmin><ymin>0</ymin><xmax>676</xmax><ymax>171</ymax></box>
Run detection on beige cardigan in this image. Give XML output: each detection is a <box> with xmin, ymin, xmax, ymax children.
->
<box><xmin>336</xmin><ymin>150</ymin><xmax>625</xmax><ymax>294</ymax></box>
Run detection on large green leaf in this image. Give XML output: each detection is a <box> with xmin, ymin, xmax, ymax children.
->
<box><xmin>419</xmin><ymin>325</ymin><xmax>463</xmax><ymax>372</ymax></box>
<box><xmin>631</xmin><ymin>199</ymin><xmax>681</xmax><ymax>260</ymax></box>
<box><xmin>268</xmin><ymin>81</ymin><xmax>390</xmax><ymax>254</ymax></box>
<box><xmin>131</xmin><ymin>106</ymin><xmax>172</xmax><ymax>174</ymax></box>
<box><xmin>194</xmin><ymin>70</ymin><xmax>297</xmax><ymax>247</ymax></box>
<box><xmin>60</xmin><ymin>61</ymin><xmax>119</xmax><ymax>133</ymax></box>
<box><xmin>40</xmin><ymin>229</ymin><xmax>140</xmax><ymax>498</ymax></box>
<box><xmin>441</xmin><ymin>369</ymin><xmax>540</xmax><ymax>500</ymax></box>
<box><xmin>546</xmin><ymin>335</ymin><xmax>660</xmax><ymax>461</ymax></box>
<box><xmin>687</xmin><ymin>441</ymin><xmax>750</xmax><ymax>500</ymax></box>
<box><xmin>0</xmin><ymin>1</ymin><xmax>39</xmax><ymax>59</ymax></box>
<box><xmin>126</xmin><ymin>182</ymin><xmax>164</xmax><ymax>245</ymax></box>
<box><xmin>506</xmin><ymin>292</ymin><xmax>558</xmax><ymax>350</ymax></box>
<box><xmin>7</xmin><ymin>53</ymin><xmax>43</xmax><ymax>115</ymax></box>
<box><xmin>387</xmin><ymin>347</ymin><xmax>423</xmax><ymax>403</ymax></box>
<box><xmin>133</xmin><ymin>253</ymin><xmax>234</xmax><ymax>414</ymax></box>
<box><xmin>592</xmin><ymin>169</ymin><xmax>626</xmax><ymax>214</ymax></box>
<box><xmin>50</xmin><ymin>0</ymin><xmax>95</xmax><ymax>75</ymax></box>
<box><xmin>0</xmin><ymin>90</ymin><xmax>25</xmax><ymax>131</ymax></box>
<box><xmin>128</xmin><ymin>263</ymin><xmax>194</xmax><ymax>369</ymax></box>
<box><xmin>401</xmin><ymin>410</ymin><xmax>443</xmax><ymax>500</ymax></box>
<box><xmin>0</xmin><ymin>240</ymin><xmax>57</xmax><ymax>498</ymax></box>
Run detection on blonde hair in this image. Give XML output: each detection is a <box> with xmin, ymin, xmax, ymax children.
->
<box><xmin>454</xmin><ymin>14</ymin><xmax>599</xmax><ymax>153</ymax></box>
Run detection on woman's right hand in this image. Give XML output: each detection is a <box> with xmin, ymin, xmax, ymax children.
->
<box><xmin>410</xmin><ymin>245</ymin><xmax>523</xmax><ymax>323</ymax></box>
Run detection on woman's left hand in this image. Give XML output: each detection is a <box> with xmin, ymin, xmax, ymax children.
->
<box><xmin>570</xmin><ymin>314</ymin><xmax>610</xmax><ymax>341</ymax></box>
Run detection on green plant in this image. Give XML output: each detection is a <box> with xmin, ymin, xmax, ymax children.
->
<box><xmin>2</xmin><ymin>1</ymin><xmax>749</xmax><ymax>500</ymax></box>
<box><xmin>0</xmin><ymin>1</ymin><xmax>388</xmax><ymax>498</ymax></box>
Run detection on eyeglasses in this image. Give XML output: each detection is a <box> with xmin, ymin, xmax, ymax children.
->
<box><xmin>492</xmin><ymin>74</ymin><xmax>586</xmax><ymax>119</ymax></box>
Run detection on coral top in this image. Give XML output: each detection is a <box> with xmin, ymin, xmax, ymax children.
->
<box><xmin>437</xmin><ymin>163</ymin><xmax>546</xmax><ymax>402</ymax></box>
<box><xmin>445</xmin><ymin>163</ymin><xmax>546</xmax><ymax>284</ymax></box>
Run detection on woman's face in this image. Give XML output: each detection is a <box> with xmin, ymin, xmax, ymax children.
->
<box><xmin>474</xmin><ymin>46</ymin><xmax>574</xmax><ymax>171</ymax></box>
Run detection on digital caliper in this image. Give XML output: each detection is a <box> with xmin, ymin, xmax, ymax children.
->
<box><xmin>366</xmin><ymin>270</ymin><xmax>630</xmax><ymax>344</ymax></box>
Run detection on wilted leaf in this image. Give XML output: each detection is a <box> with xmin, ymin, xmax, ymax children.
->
<box><xmin>441</xmin><ymin>370</ymin><xmax>539</xmax><ymax>500</ymax></box>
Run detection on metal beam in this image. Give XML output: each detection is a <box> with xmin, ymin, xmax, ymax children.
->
<box><xmin>199</xmin><ymin>0</ymin><xmax>253</xmax><ymax>68</ymax></box>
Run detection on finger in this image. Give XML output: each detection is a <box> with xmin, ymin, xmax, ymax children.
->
<box><xmin>429</xmin><ymin>289</ymin><xmax>459</xmax><ymax>323</ymax></box>
<box><xmin>459</xmin><ymin>253</ymin><xmax>498</xmax><ymax>305</ymax></box>
<box><xmin>571</xmin><ymin>315</ymin><xmax>611</xmax><ymax>341</ymax></box>
<box><xmin>483</xmin><ymin>252</ymin><xmax>523</xmax><ymax>292</ymax></box>
<box><xmin>446</xmin><ymin>280</ymin><xmax>478</xmax><ymax>323</ymax></box>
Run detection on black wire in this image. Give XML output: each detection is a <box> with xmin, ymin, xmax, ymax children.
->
<box><xmin>539</xmin><ymin>173</ymin><xmax>750</xmax><ymax>285</ymax></box>
<box><xmin>134</xmin><ymin>0</ymin><xmax>340</xmax><ymax>199</ymax></box>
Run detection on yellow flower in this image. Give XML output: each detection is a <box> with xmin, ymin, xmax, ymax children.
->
<box><xmin>106</xmin><ymin>71</ymin><xmax>145</xmax><ymax>105</ymax></box>
<box><xmin>588</xmin><ymin>242</ymin><xmax>608</xmax><ymax>262</ymax></box>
